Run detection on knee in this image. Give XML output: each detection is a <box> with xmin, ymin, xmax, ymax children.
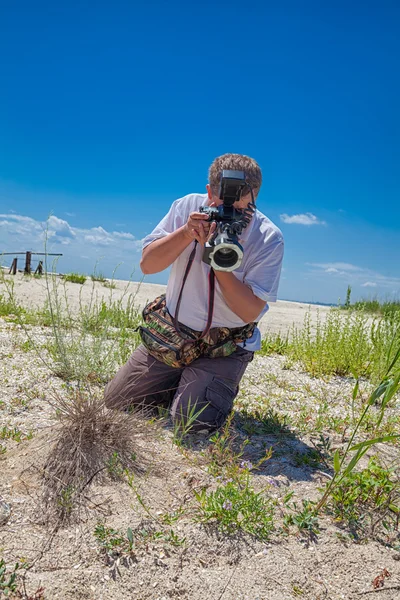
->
<box><xmin>104</xmin><ymin>380</ymin><xmax>126</xmax><ymax>411</ymax></box>
<box><xmin>171</xmin><ymin>379</ymin><xmax>235</xmax><ymax>433</ymax></box>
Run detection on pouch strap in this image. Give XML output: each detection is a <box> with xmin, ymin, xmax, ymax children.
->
<box><xmin>173</xmin><ymin>241</ymin><xmax>215</xmax><ymax>339</ymax></box>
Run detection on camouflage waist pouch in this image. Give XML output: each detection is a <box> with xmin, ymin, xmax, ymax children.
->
<box><xmin>138</xmin><ymin>294</ymin><xmax>256</xmax><ymax>368</ymax></box>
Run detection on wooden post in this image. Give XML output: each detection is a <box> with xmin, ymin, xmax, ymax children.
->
<box><xmin>34</xmin><ymin>260</ymin><xmax>43</xmax><ymax>275</ymax></box>
<box><xmin>9</xmin><ymin>258</ymin><xmax>18</xmax><ymax>275</ymax></box>
<box><xmin>24</xmin><ymin>251</ymin><xmax>32</xmax><ymax>274</ymax></box>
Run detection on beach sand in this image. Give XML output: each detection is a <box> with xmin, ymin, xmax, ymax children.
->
<box><xmin>0</xmin><ymin>271</ymin><xmax>332</xmax><ymax>336</ymax></box>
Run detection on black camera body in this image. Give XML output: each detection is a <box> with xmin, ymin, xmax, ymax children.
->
<box><xmin>200</xmin><ymin>170</ymin><xmax>254</xmax><ymax>272</ymax></box>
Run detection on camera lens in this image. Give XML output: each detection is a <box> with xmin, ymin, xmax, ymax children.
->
<box><xmin>214</xmin><ymin>247</ymin><xmax>239</xmax><ymax>269</ymax></box>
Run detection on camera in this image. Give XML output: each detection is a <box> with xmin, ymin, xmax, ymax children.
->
<box><xmin>200</xmin><ymin>170</ymin><xmax>255</xmax><ymax>272</ymax></box>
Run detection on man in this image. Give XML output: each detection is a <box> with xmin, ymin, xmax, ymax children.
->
<box><xmin>105</xmin><ymin>153</ymin><xmax>284</xmax><ymax>432</ymax></box>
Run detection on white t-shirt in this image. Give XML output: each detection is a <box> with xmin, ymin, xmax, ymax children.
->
<box><xmin>142</xmin><ymin>193</ymin><xmax>284</xmax><ymax>351</ymax></box>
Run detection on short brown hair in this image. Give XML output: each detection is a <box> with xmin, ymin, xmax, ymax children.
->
<box><xmin>208</xmin><ymin>153</ymin><xmax>262</xmax><ymax>197</ymax></box>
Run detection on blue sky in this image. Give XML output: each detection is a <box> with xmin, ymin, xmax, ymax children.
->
<box><xmin>0</xmin><ymin>0</ymin><xmax>399</xmax><ymax>304</ymax></box>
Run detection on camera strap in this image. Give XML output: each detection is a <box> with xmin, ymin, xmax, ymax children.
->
<box><xmin>173</xmin><ymin>241</ymin><xmax>215</xmax><ymax>339</ymax></box>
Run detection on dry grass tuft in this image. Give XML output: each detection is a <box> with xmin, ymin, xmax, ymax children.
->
<box><xmin>41</xmin><ymin>386</ymin><xmax>152</xmax><ymax>522</ymax></box>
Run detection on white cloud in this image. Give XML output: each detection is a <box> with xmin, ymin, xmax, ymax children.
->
<box><xmin>280</xmin><ymin>213</ymin><xmax>326</xmax><ymax>226</ymax></box>
<box><xmin>47</xmin><ymin>215</ymin><xmax>76</xmax><ymax>242</ymax></box>
<box><xmin>307</xmin><ymin>262</ymin><xmax>400</xmax><ymax>289</ymax></box>
<box><xmin>0</xmin><ymin>212</ymin><xmax>144</xmax><ymax>278</ymax></box>
<box><xmin>113</xmin><ymin>231</ymin><xmax>136</xmax><ymax>240</ymax></box>
<box><xmin>310</xmin><ymin>262</ymin><xmax>360</xmax><ymax>272</ymax></box>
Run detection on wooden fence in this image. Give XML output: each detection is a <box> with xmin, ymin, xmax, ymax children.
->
<box><xmin>1</xmin><ymin>252</ymin><xmax>63</xmax><ymax>275</ymax></box>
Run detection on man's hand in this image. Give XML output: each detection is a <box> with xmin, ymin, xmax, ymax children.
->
<box><xmin>183</xmin><ymin>210</ymin><xmax>217</xmax><ymax>246</ymax></box>
<box><xmin>141</xmin><ymin>203</ymin><xmax>218</xmax><ymax>274</ymax></box>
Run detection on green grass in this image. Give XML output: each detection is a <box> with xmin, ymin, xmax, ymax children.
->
<box><xmin>90</xmin><ymin>272</ymin><xmax>106</xmax><ymax>283</ymax></box>
<box><xmin>0</xmin><ymin>293</ymin><xmax>17</xmax><ymax>318</ymax></box>
<box><xmin>343</xmin><ymin>298</ymin><xmax>400</xmax><ymax>317</ymax></box>
<box><xmin>0</xmin><ymin>425</ymin><xmax>33</xmax><ymax>442</ymax></box>
<box><xmin>62</xmin><ymin>272</ymin><xmax>87</xmax><ymax>284</ymax></box>
<box><xmin>259</xmin><ymin>307</ymin><xmax>400</xmax><ymax>382</ymax></box>
<box><xmin>0</xmin><ymin>268</ymin><xmax>143</xmax><ymax>382</ymax></box>
<box><xmin>326</xmin><ymin>456</ymin><xmax>400</xmax><ymax>544</ymax></box>
<box><xmin>194</xmin><ymin>473</ymin><xmax>275</xmax><ymax>540</ymax></box>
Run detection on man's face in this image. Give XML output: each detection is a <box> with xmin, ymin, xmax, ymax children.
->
<box><xmin>206</xmin><ymin>184</ymin><xmax>255</xmax><ymax>210</ymax></box>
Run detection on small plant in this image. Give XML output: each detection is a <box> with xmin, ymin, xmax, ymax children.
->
<box><xmin>94</xmin><ymin>523</ymin><xmax>135</xmax><ymax>557</ymax></box>
<box><xmin>42</xmin><ymin>388</ymin><xmax>142</xmax><ymax>521</ymax></box>
<box><xmin>172</xmin><ymin>397</ymin><xmax>207</xmax><ymax>446</ymax></box>
<box><xmin>106</xmin><ymin>451</ymin><xmax>126</xmax><ymax>479</ymax></box>
<box><xmin>57</xmin><ymin>485</ymin><xmax>75</xmax><ymax>517</ymax></box>
<box><xmin>0</xmin><ymin>425</ymin><xmax>33</xmax><ymax>443</ymax></box>
<box><xmin>345</xmin><ymin>284</ymin><xmax>352</xmax><ymax>309</ymax></box>
<box><xmin>316</xmin><ymin>350</ymin><xmax>400</xmax><ymax>515</ymax></box>
<box><xmin>90</xmin><ymin>272</ymin><xmax>106</xmax><ymax>283</ymax></box>
<box><xmin>239</xmin><ymin>407</ymin><xmax>292</xmax><ymax>437</ymax></box>
<box><xmin>283</xmin><ymin>495</ymin><xmax>320</xmax><ymax>535</ymax></box>
<box><xmin>136</xmin><ymin>526</ymin><xmax>186</xmax><ymax>547</ymax></box>
<box><xmin>326</xmin><ymin>456</ymin><xmax>400</xmax><ymax>543</ymax></box>
<box><xmin>259</xmin><ymin>330</ymin><xmax>290</xmax><ymax>355</ymax></box>
<box><xmin>311</xmin><ymin>434</ymin><xmax>333</xmax><ymax>469</ymax></box>
<box><xmin>293</xmin><ymin>449</ymin><xmax>321</xmax><ymax>470</ymax></box>
<box><xmin>194</xmin><ymin>473</ymin><xmax>275</xmax><ymax>540</ymax></box>
<box><xmin>62</xmin><ymin>272</ymin><xmax>87</xmax><ymax>284</ymax></box>
<box><xmin>292</xmin><ymin>584</ymin><xmax>304</xmax><ymax>596</ymax></box>
<box><xmin>205</xmin><ymin>414</ymin><xmax>251</xmax><ymax>478</ymax></box>
<box><xmin>0</xmin><ymin>559</ymin><xmax>18</xmax><ymax>595</ymax></box>
<box><xmin>20</xmin><ymin>339</ymin><xmax>35</xmax><ymax>353</ymax></box>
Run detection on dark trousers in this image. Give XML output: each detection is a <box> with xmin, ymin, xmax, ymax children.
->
<box><xmin>104</xmin><ymin>344</ymin><xmax>254</xmax><ymax>432</ymax></box>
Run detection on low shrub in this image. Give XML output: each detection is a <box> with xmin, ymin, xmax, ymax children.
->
<box><xmin>62</xmin><ymin>272</ymin><xmax>86</xmax><ymax>284</ymax></box>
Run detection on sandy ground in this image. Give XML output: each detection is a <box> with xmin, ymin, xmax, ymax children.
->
<box><xmin>0</xmin><ymin>271</ymin><xmax>332</xmax><ymax>336</ymax></box>
<box><xmin>1</xmin><ymin>272</ymin><xmax>399</xmax><ymax>599</ymax></box>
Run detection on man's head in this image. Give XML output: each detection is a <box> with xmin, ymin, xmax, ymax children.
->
<box><xmin>207</xmin><ymin>153</ymin><xmax>262</xmax><ymax>208</ymax></box>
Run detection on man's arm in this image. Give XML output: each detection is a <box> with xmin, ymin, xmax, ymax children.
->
<box><xmin>140</xmin><ymin>211</ymin><xmax>216</xmax><ymax>275</ymax></box>
<box><xmin>214</xmin><ymin>271</ymin><xmax>266</xmax><ymax>323</ymax></box>
<box><xmin>216</xmin><ymin>235</ymin><xmax>284</xmax><ymax>323</ymax></box>
<box><xmin>140</xmin><ymin>226</ymin><xmax>192</xmax><ymax>274</ymax></box>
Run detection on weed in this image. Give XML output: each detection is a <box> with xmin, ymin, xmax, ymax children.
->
<box><xmin>293</xmin><ymin>449</ymin><xmax>321</xmax><ymax>469</ymax></box>
<box><xmin>90</xmin><ymin>272</ymin><xmax>106</xmax><ymax>283</ymax></box>
<box><xmin>0</xmin><ymin>425</ymin><xmax>33</xmax><ymax>443</ymax></box>
<box><xmin>292</xmin><ymin>584</ymin><xmax>304</xmax><ymax>596</ymax></box>
<box><xmin>43</xmin><ymin>279</ymin><xmax>142</xmax><ymax>382</ymax></box>
<box><xmin>260</xmin><ymin>330</ymin><xmax>290</xmax><ymax>355</ymax></box>
<box><xmin>94</xmin><ymin>521</ymin><xmax>185</xmax><ymax>560</ymax></box>
<box><xmin>282</xmin><ymin>494</ymin><xmax>320</xmax><ymax>535</ymax></box>
<box><xmin>62</xmin><ymin>272</ymin><xmax>87</xmax><ymax>284</ymax></box>
<box><xmin>43</xmin><ymin>387</ymin><xmax>145</xmax><ymax>521</ymax></box>
<box><xmin>342</xmin><ymin>295</ymin><xmax>400</xmax><ymax>317</ymax></box>
<box><xmin>204</xmin><ymin>414</ymin><xmax>250</xmax><ymax>478</ymax></box>
<box><xmin>172</xmin><ymin>397</ymin><xmax>208</xmax><ymax>446</ymax></box>
<box><xmin>19</xmin><ymin>339</ymin><xmax>35</xmax><ymax>353</ymax></box>
<box><xmin>326</xmin><ymin>456</ymin><xmax>400</xmax><ymax>544</ymax></box>
<box><xmin>106</xmin><ymin>451</ymin><xmax>126</xmax><ymax>479</ymax></box>
<box><xmin>311</xmin><ymin>434</ymin><xmax>333</xmax><ymax>468</ymax></box>
<box><xmin>239</xmin><ymin>407</ymin><xmax>293</xmax><ymax>437</ymax></box>
<box><xmin>57</xmin><ymin>485</ymin><xmax>75</xmax><ymax>517</ymax></box>
<box><xmin>194</xmin><ymin>472</ymin><xmax>275</xmax><ymax>540</ymax></box>
<box><xmin>94</xmin><ymin>523</ymin><xmax>134</xmax><ymax>556</ymax></box>
<box><xmin>259</xmin><ymin>307</ymin><xmax>400</xmax><ymax>382</ymax></box>
<box><xmin>0</xmin><ymin>559</ymin><xmax>18</xmax><ymax>594</ymax></box>
<box><xmin>316</xmin><ymin>351</ymin><xmax>400</xmax><ymax>514</ymax></box>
